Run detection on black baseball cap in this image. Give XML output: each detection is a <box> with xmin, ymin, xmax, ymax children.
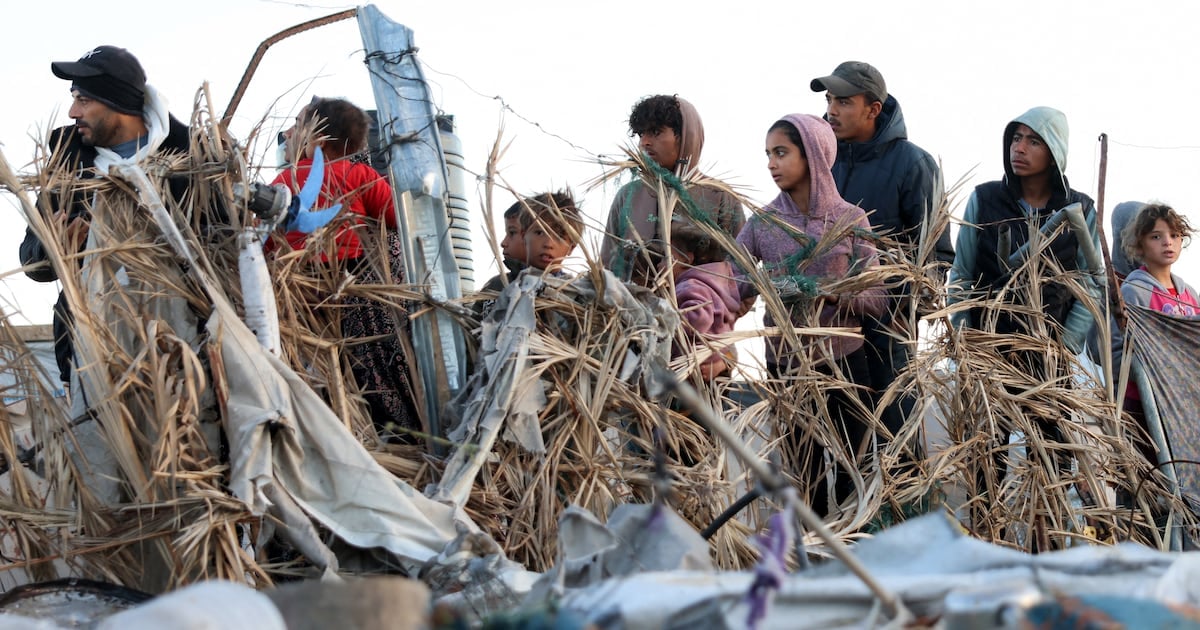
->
<box><xmin>51</xmin><ymin>45</ymin><xmax>147</xmax><ymax>115</ymax></box>
<box><xmin>810</xmin><ymin>61</ymin><xmax>888</xmax><ymax>103</ymax></box>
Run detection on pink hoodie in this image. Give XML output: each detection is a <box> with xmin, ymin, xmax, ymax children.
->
<box><xmin>675</xmin><ymin>261</ymin><xmax>742</xmax><ymax>376</ymax></box>
<box><xmin>736</xmin><ymin>113</ymin><xmax>886</xmax><ymax>364</ymax></box>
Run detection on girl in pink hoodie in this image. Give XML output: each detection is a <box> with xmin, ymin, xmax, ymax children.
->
<box><xmin>736</xmin><ymin>113</ymin><xmax>886</xmax><ymax>373</ymax></box>
<box><xmin>735</xmin><ymin>113</ymin><xmax>886</xmax><ymax>515</ymax></box>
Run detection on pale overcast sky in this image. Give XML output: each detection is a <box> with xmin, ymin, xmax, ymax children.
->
<box><xmin>3</xmin><ymin>0</ymin><xmax>1199</xmax><ymax>326</ymax></box>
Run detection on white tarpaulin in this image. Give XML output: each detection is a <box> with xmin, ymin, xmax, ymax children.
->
<box><xmin>209</xmin><ymin>304</ymin><xmax>477</xmax><ymax>574</ymax></box>
<box><xmin>556</xmin><ymin>513</ymin><xmax>1200</xmax><ymax>629</ymax></box>
<box><xmin>104</xmin><ymin>159</ymin><xmax>487</xmax><ymax>576</ymax></box>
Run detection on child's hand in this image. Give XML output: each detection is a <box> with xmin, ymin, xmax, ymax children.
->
<box><xmin>698</xmin><ymin>357</ymin><xmax>729</xmax><ymax>380</ymax></box>
<box><xmin>737</xmin><ymin>295</ymin><xmax>757</xmax><ymax>318</ymax></box>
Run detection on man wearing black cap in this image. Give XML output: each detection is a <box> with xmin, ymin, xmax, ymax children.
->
<box><xmin>20</xmin><ymin>45</ymin><xmax>191</xmax><ymax>390</ymax></box>
<box><xmin>810</xmin><ymin>61</ymin><xmax>952</xmax><ymax>462</ymax></box>
<box><xmin>54</xmin><ymin>46</ymin><xmax>153</xmax><ymax>143</ymax></box>
<box><xmin>17</xmin><ymin>45</ymin><xmax>198</xmax><ymax>504</ymax></box>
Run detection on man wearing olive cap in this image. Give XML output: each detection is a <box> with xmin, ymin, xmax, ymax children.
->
<box><xmin>810</xmin><ymin>61</ymin><xmax>951</xmax><ymax>462</ymax></box>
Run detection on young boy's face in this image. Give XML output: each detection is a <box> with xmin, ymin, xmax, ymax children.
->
<box><xmin>1009</xmin><ymin>123</ymin><xmax>1052</xmax><ymax>178</ymax></box>
<box><xmin>500</xmin><ymin>216</ymin><xmax>526</xmax><ymax>263</ymax></box>
<box><xmin>637</xmin><ymin>126</ymin><xmax>682</xmax><ymax>171</ymax></box>
<box><xmin>524</xmin><ymin>221</ymin><xmax>574</xmax><ymax>271</ymax></box>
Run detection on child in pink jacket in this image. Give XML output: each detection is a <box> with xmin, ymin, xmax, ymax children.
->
<box><xmin>669</xmin><ymin>216</ymin><xmax>743</xmax><ymax>380</ymax></box>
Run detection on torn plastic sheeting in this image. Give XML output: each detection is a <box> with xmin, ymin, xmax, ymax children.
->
<box><xmin>520</xmin><ymin>503</ymin><xmax>714</xmax><ymax>622</ymax></box>
<box><xmin>433</xmin><ymin>269</ymin><xmax>681</xmax><ymax>507</ymax></box>
<box><xmin>435</xmin><ymin>272</ymin><xmax>545</xmax><ymax>507</ymax></box>
<box><xmin>559</xmin><ymin>571</ymin><xmax>765</xmax><ymax>630</ymax></box>
<box><xmin>541</xmin><ymin>504</ymin><xmax>713</xmax><ymax>593</ymax></box>
<box><xmin>1126</xmin><ymin>304</ymin><xmax>1200</xmax><ymax>501</ymax></box>
<box><xmin>485</xmin><ymin>274</ymin><xmax>549</xmax><ymax>455</ymax></box>
<box><xmin>580</xmin><ymin>272</ymin><xmax>681</xmax><ymax>399</ymax></box>
<box><xmin>809</xmin><ymin>513</ymin><xmax>1179</xmax><ymax>580</ymax></box>
<box><xmin>556</xmin><ymin>513</ymin><xmax>1200</xmax><ymax>629</ymax></box>
<box><xmin>99</xmin><ymin>151</ymin><xmax>493</xmax><ymax>579</ymax></box>
<box><xmin>210</xmin><ymin>306</ymin><xmax>476</xmax><ymax>573</ymax></box>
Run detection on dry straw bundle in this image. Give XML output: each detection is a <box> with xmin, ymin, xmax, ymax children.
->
<box><xmin>437</xmin><ymin>146</ymin><xmax>926</xmax><ymax>570</ymax></box>
<box><xmin>0</xmin><ymin>87</ymin><xmax>433</xmax><ymax>591</ymax></box>
<box><xmin>0</xmin><ymin>92</ymin><xmax>266</xmax><ymax>591</ymax></box>
<box><xmin>448</xmin><ymin>266</ymin><xmax>758</xmax><ymax>571</ymax></box>
<box><xmin>896</xmin><ymin>187</ymin><xmax>1192</xmax><ymax>551</ymax></box>
<box><xmin>0</xmin><ymin>86</ymin><xmax>1189</xmax><ymax>600</ymax></box>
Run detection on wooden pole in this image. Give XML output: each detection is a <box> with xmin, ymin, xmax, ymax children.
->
<box><xmin>1097</xmin><ymin>133</ymin><xmax>1108</xmax><ymax>219</ymax></box>
<box><xmin>1096</xmin><ymin>134</ymin><xmax>1127</xmax><ymax>332</ymax></box>
<box><xmin>1096</xmin><ymin>133</ymin><xmax>1110</xmax><ymax>272</ymax></box>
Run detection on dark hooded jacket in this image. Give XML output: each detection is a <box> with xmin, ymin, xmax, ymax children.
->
<box><xmin>831</xmin><ymin>95</ymin><xmax>952</xmax><ymax>266</ymax></box>
<box><xmin>18</xmin><ymin>118</ymin><xmax>191</xmax><ymax>383</ymax></box>
<box><xmin>947</xmin><ymin>106</ymin><xmax>1101</xmax><ymax>354</ymax></box>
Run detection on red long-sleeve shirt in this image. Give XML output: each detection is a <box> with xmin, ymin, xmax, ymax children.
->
<box><xmin>271</xmin><ymin>158</ymin><xmax>397</xmax><ymax>260</ymax></box>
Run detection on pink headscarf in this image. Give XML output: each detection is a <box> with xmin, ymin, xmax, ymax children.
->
<box><xmin>764</xmin><ymin>113</ymin><xmax>849</xmax><ymax>219</ymax></box>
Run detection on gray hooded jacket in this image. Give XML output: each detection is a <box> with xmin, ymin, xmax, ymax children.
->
<box><xmin>947</xmin><ymin>106</ymin><xmax>1102</xmax><ymax>354</ymax></box>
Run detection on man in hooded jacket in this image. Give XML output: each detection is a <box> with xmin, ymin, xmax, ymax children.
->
<box><xmin>811</xmin><ymin>61</ymin><xmax>952</xmax><ymax>456</ymax></box>
<box><xmin>947</xmin><ymin>106</ymin><xmax>1102</xmax><ymax>522</ymax></box>
<box><xmin>601</xmin><ymin>94</ymin><xmax>745</xmax><ymax>285</ymax></box>
<box><xmin>948</xmin><ymin>106</ymin><xmax>1101</xmax><ymax>350</ymax></box>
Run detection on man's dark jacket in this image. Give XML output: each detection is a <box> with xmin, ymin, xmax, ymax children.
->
<box><xmin>19</xmin><ymin>117</ymin><xmax>191</xmax><ymax>383</ymax></box>
<box><xmin>831</xmin><ymin>95</ymin><xmax>953</xmax><ymax>265</ymax></box>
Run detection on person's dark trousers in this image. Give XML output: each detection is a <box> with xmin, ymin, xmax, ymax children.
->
<box><xmin>769</xmin><ymin>348</ymin><xmax>873</xmax><ymax>517</ymax></box>
<box><xmin>863</xmin><ymin>316</ymin><xmax>919</xmax><ymax>463</ymax></box>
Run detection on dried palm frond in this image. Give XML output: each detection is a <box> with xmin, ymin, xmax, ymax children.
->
<box><xmin>0</xmin><ymin>83</ymin><xmax>446</xmax><ymax>590</ymax></box>
<box><xmin>444</xmin><ymin>269</ymin><xmax>759</xmax><ymax>571</ymax></box>
<box><xmin>434</xmin><ymin>147</ymin><xmax>913</xmax><ymax>569</ymax></box>
<box><xmin>888</xmin><ymin>181</ymin><xmax>1190</xmax><ymax>551</ymax></box>
<box><xmin>0</xmin><ymin>73</ymin><xmax>1188</xmax><ymax>605</ymax></box>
